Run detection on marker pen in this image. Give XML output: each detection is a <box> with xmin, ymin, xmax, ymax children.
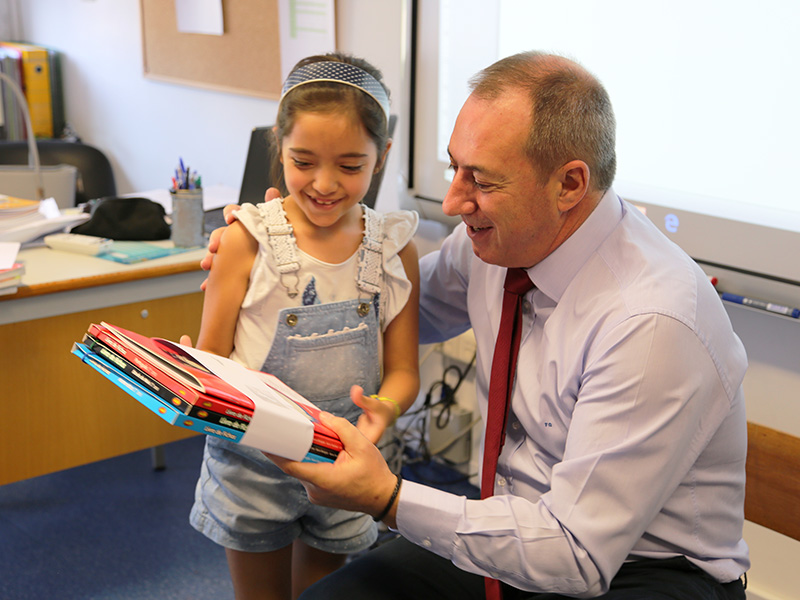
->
<box><xmin>720</xmin><ymin>292</ymin><xmax>800</xmax><ymax>319</ymax></box>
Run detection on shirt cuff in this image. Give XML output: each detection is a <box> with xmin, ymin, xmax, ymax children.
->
<box><xmin>396</xmin><ymin>480</ymin><xmax>466</xmax><ymax>559</ymax></box>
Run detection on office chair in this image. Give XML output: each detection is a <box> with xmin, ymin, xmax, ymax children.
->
<box><xmin>0</xmin><ymin>139</ymin><xmax>116</xmax><ymax>206</ymax></box>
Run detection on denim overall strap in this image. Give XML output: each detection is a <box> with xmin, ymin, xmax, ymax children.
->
<box><xmin>357</xmin><ymin>206</ymin><xmax>383</xmax><ymax>295</ymax></box>
<box><xmin>357</xmin><ymin>206</ymin><xmax>385</xmax><ymax>326</ymax></box>
<box><xmin>260</xmin><ymin>198</ymin><xmax>301</xmax><ymax>297</ymax></box>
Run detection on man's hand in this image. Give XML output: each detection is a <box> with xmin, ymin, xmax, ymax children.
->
<box><xmin>200</xmin><ymin>187</ymin><xmax>281</xmax><ymax>290</ymax></box>
<box><xmin>268</xmin><ymin>411</ymin><xmax>400</xmax><ymax>525</ymax></box>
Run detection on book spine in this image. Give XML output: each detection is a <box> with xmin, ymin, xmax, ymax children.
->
<box><xmin>306</xmin><ymin>444</ymin><xmax>339</xmax><ymax>463</ymax></box>
<box><xmin>188</xmin><ymin>406</ymin><xmax>249</xmax><ymax>432</ymax></box>
<box><xmin>89</xmin><ymin>325</ymin><xmax>198</xmax><ymax>399</ymax></box>
<box><xmin>192</xmin><ymin>397</ymin><xmax>252</xmax><ymax>424</ymax></box>
<box><xmin>71</xmin><ymin>343</ymin><xmax>181</xmax><ymax>426</ymax></box>
<box><xmin>83</xmin><ymin>334</ymin><xmax>194</xmax><ymax>414</ymax></box>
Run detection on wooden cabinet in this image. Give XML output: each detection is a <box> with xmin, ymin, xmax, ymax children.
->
<box><xmin>0</xmin><ymin>247</ymin><xmax>207</xmax><ymax>484</ymax></box>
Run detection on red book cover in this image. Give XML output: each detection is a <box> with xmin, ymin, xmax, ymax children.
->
<box><xmin>89</xmin><ymin>322</ymin><xmax>255</xmax><ymax>414</ymax></box>
<box><xmin>83</xmin><ymin>333</ymin><xmax>251</xmax><ymax>427</ymax></box>
<box><xmin>90</xmin><ymin>325</ymin><xmax>253</xmax><ymax>423</ymax></box>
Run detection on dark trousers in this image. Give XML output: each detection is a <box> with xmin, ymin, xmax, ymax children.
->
<box><xmin>299</xmin><ymin>536</ymin><xmax>745</xmax><ymax>600</ymax></box>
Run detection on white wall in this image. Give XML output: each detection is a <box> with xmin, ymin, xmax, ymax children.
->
<box><xmin>13</xmin><ymin>0</ymin><xmax>408</xmax><ymax>213</ymax></box>
<box><xmin>12</xmin><ymin>2</ymin><xmax>799</xmax><ymax>599</ymax></box>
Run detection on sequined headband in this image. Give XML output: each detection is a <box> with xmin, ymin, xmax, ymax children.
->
<box><xmin>279</xmin><ymin>61</ymin><xmax>390</xmax><ymax>127</ymax></box>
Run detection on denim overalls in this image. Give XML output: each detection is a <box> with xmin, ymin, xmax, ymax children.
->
<box><xmin>259</xmin><ymin>199</ymin><xmax>384</xmax><ymax>422</ymax></box>
<box><xmin>190</xmin><ymin>200</ymin><xmax>384</xmax><ymax>553</ymax></box>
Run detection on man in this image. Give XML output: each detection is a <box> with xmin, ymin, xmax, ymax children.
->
<box><xmin>207</xmin><ymin>51</ymin><xmax>749</xmax><ymax>599</ymax></box>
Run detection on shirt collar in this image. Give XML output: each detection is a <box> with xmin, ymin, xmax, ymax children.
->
<box><xmin>528</xmin><ymin>188</ymin><xmax>623</xmax><ymax>303</ymax></box>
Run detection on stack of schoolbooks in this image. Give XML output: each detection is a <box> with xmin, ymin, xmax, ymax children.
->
<box><xmin>0</xmin><ymin>260</ymin><xmax>23</xmax><ymax>295</ymax></box>
<box><xmin>71</xmin><ymin>322</ymin><xmax>342</xmax><ymax>463</ymax></box>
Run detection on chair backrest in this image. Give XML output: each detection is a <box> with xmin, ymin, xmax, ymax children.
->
<box><xmin>238</xmin><ymin>115</ymin><xmax>398</xmax><ymax>209</ymax></box>
<box><xmin>744</xmin><ymin>422</ymin><xmax>800</xmax><ymax>541</ymax></box>
<box><xmin>0</xmin><ymin>140</ymin><xmax>116</xmax><ymax>205</ymax></box>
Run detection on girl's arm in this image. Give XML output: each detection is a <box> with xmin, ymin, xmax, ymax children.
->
<box><xmin>195</xmin><ymin>221</ymin><xmax>257</xmax><ymax>356</ymax></box>
<box><xmin>355</xmin><ymin>240</ymin><xmax>421</xmax><ymax>444</ymax></box>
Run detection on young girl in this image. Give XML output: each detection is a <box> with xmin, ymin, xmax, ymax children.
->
<box><xmin>189</xmin><ymin>53</ymin><xmax>420</xmax><ymax>600</ymax></box>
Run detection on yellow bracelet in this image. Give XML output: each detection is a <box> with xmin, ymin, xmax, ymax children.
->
<box><xmin>370</xmin><ymin>395</ymin><xmax>401</xmax><ymax>425</ymax></box>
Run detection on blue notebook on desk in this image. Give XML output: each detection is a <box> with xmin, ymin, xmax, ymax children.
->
<box><xmin>97</xmin><ymin>241</ymin><xmax>198</xmax><ymax>264</ymax></box>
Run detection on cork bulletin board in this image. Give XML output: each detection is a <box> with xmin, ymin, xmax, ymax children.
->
<box><xmin>140</xmin><ymin>0</ymin><xmax>283</xmax><ymax>99</ymax></box>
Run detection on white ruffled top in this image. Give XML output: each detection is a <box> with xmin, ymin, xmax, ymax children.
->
<box><xmin>229</xmin><ymin>200</ymin><xmax>419</xmax><ymax>371</ymax></box>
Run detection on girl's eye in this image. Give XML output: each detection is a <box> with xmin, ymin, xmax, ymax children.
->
<box><xmin>291</xmin><ymin>158</ymin><xmax>312</xmax><ymax>168</ymax></box>
<box><xmin>341</xmin><ymin>165</ymin><xmax>365</xmax><ymax>173</ymax></box>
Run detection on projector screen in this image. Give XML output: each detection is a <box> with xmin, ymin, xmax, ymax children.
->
<box><xmin>407</xmin><ymin>0</ymin><xmax>800</xmax><ymax>304</ymax></box>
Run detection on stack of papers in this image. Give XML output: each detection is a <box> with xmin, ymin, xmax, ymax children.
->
<box><xmin>0</xmin><ymin>195</ymin><xmax>89</xmax><ymax>244</ymax></box>
<box><xmin>0</xmin><ymin>261</ymin><xmax>24</xmax><ymax>296</ymax></box>
<box><xmin>0</xmin><ymin>240</ymin><xmax>24</xmax><ymax>296</ymax></box>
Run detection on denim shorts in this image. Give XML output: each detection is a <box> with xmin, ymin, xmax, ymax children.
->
<box><xmin>189</xmin><ymin>435</ymin><xmax>378</xmax><ymax>554</ymax></box>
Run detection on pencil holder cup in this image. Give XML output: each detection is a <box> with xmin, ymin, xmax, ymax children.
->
<box><xmin>170</xmin><ymin>188</ymin><xmax>205</xmax><ymax>247</ymax></box>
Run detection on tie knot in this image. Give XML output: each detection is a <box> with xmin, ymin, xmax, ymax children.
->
<box><xmin>504</xmin><ymin>267</ymin><xmax>534</xmax><ymax>296</ymax></box>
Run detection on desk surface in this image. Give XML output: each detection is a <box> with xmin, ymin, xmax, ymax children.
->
<box><xmin>1</xmin><ymin>243</ymin><xmax>207</xmax><ymax>325</ymax></box>
<box><xmin>5</xmin><ymin>243</ymin><xmax>207</xmax><ymax>298</ymax></box>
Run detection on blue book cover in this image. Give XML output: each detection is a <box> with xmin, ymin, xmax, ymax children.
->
<box><xmin>71</xmin><ymin>343</ymin><xmax>245</xmax><ymax>443</ymax></box>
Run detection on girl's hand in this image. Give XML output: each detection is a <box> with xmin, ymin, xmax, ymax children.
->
<box><xmin>351</xmin><ymin>385</ymin><xmax>398</xmax><ymax>444</ymax></box>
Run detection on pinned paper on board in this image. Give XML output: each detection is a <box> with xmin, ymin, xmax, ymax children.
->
<box><xmin>175</xmin><ymin>0</ymin><xmax>224</xmax><ymax>36</ymax></box>
<box><xmin>278</xmin><ymin>0</ymin><xmax>336</xmax><ymax>81</ymax></box>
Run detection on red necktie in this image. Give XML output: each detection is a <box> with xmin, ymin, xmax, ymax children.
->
<box><xmin>482</xmin><ymin>267</ymin><xmax>534</xmax><ymax>600</ymax></box>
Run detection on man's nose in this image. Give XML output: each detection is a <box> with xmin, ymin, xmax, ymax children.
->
<box><xmin>442</xmin><ymin>173</ymin><xmax>476</xmax><ymax>217</ymax></box>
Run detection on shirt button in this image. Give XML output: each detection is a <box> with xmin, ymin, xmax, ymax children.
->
<box><xmin>285</xmin><ymin>313</ymin><xmax>298</xmax><ymax>326</ymax></box>
<box><xmin>511</xmin><ymin>420</ymin><xmax>520</xmax><ymax>431</ymax></box>
<box><xmin>497</xmin><ymin>477</ymin><xmax>507</xmax><ymax>487</ymax></box>
<box><xmin>422</xmin><ymin>538</ymin><xmax>432</xmax><ymax>548</ymax></box>
<box><xmin>522</xmin><ymin>299</ymin><xmax>532</xmax><ymax>313</ymax></box>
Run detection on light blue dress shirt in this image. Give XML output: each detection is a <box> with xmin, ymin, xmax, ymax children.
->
<box><xmin>400</xmin><ymin>190</ymin><xmax>749</xmax><ymax>597</ymax></box>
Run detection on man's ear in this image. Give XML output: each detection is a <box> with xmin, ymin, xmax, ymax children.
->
<box><xmin>374</xmin><ymin>139</ymin><xmax>393</xmax><ymax>173</ymax></box>
<box><xmin>556</xmin><ymin>160</ymin><xmax>590</xmax><ymax>213</ymax></box>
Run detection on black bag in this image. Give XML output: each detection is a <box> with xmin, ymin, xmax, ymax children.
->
<box><xmin>71</xmin><ymin>197</ymin><xmax>171</xmax><ymax>241</ymax></box>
